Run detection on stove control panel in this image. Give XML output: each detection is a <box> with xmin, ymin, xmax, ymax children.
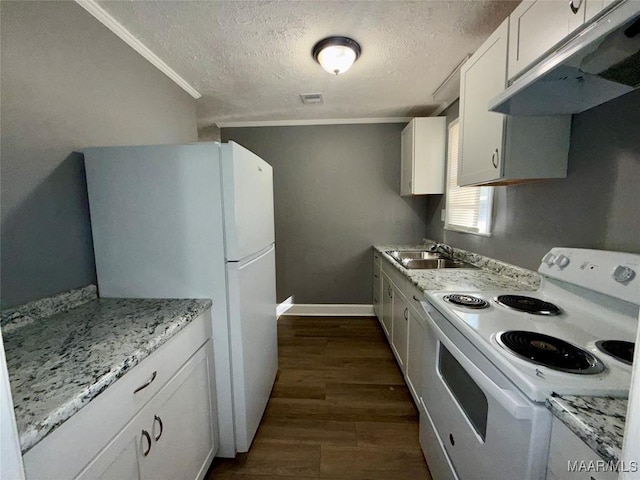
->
<box><xmin>539</xmin><ymin>248</ymin><xmax>640</xmax><ymax>304</ymax></box>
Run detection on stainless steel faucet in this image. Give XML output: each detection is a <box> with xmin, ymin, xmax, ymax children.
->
<box><xmin>428</xmin><ymin>243</ymin><xmax>454</xmax><ymax>257</ymax></box>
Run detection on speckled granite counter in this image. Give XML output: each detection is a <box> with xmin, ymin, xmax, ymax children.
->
<box><xmin>374</xmin><ymin>242</ymin><xmax>540</xmax><ymax>292</ymax></box>
<box><xmin>547</xmin><ymin>395</ymin><xmax>627</xmax><ymax>463</ymax></box>
<box><xmin>1</xmin><ymin>289</ymin><xmax>212</xmax><ymax>453</ymax></box>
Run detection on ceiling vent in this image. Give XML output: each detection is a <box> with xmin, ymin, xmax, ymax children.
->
<box><xmin>300</xmin><ymin>93</ymin><xmax>323</xmax><ymax>104</ymax></box>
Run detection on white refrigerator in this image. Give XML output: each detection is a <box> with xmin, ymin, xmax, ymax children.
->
<box><xmin>83</xmin><ymin>141</ymin><xmax>278</xmax><ymax>457</ymax></box>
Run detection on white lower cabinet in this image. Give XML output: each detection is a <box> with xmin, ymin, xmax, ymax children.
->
<box><xmin>374</xmin><ymin>254</ymin><xmax>429</xmax><ymax>408</ymax></box>
<box><xmin>143</xmin><ymin>340</ymin><xmax>215</xmax><ymax>480</ymax></box>
<box><xmin>391</xmin><ymin>291</ymin><xmax>409</xmax><ymax>371</ymax></box>
<box><xmin>373</xmin><ymin>253</ymin><xmax>382</xmax><ymax>319</ymax></box>
<box><xmin>406</xmin><ymin>305</ymin><xmax>426</xmax><ymax>404</ymax></box>
<box><xmin>381</xmin><ymin>272</ymin><xmax>394</xmax><ymax>339</ymax></box>
<box><xmin>547</xmin><ymin>417</ymin><xmax>618</xmax><ymax>480</ymax></box>
<box><xmin>23</xmin><ymin>313</ymin><xmax>217</xmax><ymax>480</ymax></box>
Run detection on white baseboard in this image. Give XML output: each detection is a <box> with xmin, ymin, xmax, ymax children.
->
<box><xmin>276</xmin><ymin>296</ymin><xmax>294</xmax><ymax>317</ymax></box>
<box><xmin>282</xmin><ymin>304</ymin><xmax>375</xmax><ymax>317</ymax></box>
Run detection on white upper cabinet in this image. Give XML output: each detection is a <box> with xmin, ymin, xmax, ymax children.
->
<box><xmin>459</xmin><ymin>20</ymin><xmax>510</xmax><ymax>186</ymax></box>
<box><xmin>400</xmin><ymin>117</ymin><xmax>446</xmax><ymax>196</ymax></box>
<box><xmin>458</xmin><ymin>18</ymin><xmax>572</xmax><ymax>187</ymax></box>
<box><xmin>508</xmin><ymin>0</ymin><xmax>587</xmax><ymax>80</ymax></box>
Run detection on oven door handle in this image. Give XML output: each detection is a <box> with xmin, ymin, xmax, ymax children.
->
<box><xmin>422</xmin><ymin>302</ymin><xmax>535</xmax><ymax>420</ymax></box>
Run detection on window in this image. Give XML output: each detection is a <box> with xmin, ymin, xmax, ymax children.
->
<box><xmin>445</xmin><ymin>119</ymin><xmax>493</xmax><ymax>235</ymax></box>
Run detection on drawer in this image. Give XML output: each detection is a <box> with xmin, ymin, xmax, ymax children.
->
<box><xmin>381</xmin><ymin>257</ymin><xmax>426</xmax><ymax>309</ymax></box>
<box><xmin>23</xmin><ymin>310</ymin><xmax>212</xmax><ymax>480</ymax></box>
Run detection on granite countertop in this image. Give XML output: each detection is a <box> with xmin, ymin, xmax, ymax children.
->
<box><xmin>546</xmin><ymin>395</ymin><xmax>627</xmax><ymax>464</ymax></box>
<box><xmin>374</xmin><ymin>242</ymin><xmax>540</xmax><ymax>292</ymax></box>
<box><xmin>1</xmin><ymin>287</ymin><xmax>212</xmax><ymax>453</ymax></box>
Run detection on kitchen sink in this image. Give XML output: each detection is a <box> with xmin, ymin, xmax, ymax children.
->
<box><xmin>386</xmin><ymin>250</ymin><xmax>444</xmax><ymax>260</ymax></box>
<box><xmin>386</xmin><ymin>250</ymin><xmax>477</xmax><ymax>270</ymax></box>
<box><xmin>400</xmin><ymin>258</ymin><xmax>477</xmax><ymax>269</ymax></box>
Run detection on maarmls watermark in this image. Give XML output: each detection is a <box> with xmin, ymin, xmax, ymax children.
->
<box><xmin>568</xmin><ymin>460</ymin><xmax>639</xmax><ymax>473</ymax></box>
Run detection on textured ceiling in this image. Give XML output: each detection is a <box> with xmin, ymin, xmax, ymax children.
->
<box><xmin>97</xmin><ymin>1</ymin><xmax>518</xmax><ymax>127</ymax></box>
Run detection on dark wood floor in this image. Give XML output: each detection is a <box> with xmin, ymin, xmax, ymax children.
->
<box><xmin>206</xmin><ymin>315</ymin><xmax>432</xmax><ymax>480</ymax></box>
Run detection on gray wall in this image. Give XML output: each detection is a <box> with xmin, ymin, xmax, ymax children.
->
<box><xmin>425</xmin><ymin>90</ymin><xmax>640</xmax><ymax>270</ymax></box>
<box><xmin>222</xmin><ymin>124</ymin><xmax>428</xmax><ymax>304</ymax></box>
<box><xmin>1</xmin><ymin>1</ymin><xmax>198</xmax><ymax>308</ymax></box>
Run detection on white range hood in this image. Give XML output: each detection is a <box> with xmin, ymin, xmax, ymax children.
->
<box><xmin>490</xmin><ymin>0</ymin><xmax>640</xmax><ymax>116</ymax></box>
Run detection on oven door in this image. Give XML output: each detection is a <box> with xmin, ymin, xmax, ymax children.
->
<box><xmin>420</xmin><ymin>301</ymin><xmax>551</xmax><ymax>480</ymax></box>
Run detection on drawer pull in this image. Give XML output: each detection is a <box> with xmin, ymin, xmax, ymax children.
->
<box><xmin>153</xmin><ymin>415</ymin><xmax>164</xmax><ymax>441</ymax></box>
<box><xmin>134</xmin><ymin>371</ymin><xmax>157</xmax><ymax>394</ymax></box>
<box><xmin>141</xmin><ymin>430</ymin><xmax>152</xmax><ymax>456</ymax></box>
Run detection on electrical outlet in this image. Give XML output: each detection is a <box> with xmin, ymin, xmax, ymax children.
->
<box><xmin>441</xmin><ymin>209</ymin><xmax>446</xmax><ymax>222</ymax></box>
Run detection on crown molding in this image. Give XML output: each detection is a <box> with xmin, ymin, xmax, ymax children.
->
<box><xmin>216</xmin><ymin>117</ymin><xmax>412</xmax><ymax>128</ymax></box>
<box><xmin>74</xmin><ymin>0</ymin><xmax>201</xmax><ymax>99</ymax></box>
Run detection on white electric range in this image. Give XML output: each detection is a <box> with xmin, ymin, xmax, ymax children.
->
<box><xmin>417</xmin><ymin>248</ymin><xmax>639</xmax><ymax>480</ymax></box>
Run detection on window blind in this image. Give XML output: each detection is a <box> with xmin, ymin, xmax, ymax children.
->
<box><xmin>445</xmin><ymin>120</ymin><xmax>492</xmax><ymax>235</ymax></box>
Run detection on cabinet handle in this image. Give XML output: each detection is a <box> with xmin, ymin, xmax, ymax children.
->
<box><xmin>413</xmin><ymin>295</ymin><xmax>420</xmax><ymax>302</ymax></box>
<box><xmin>491</xmin><ymin>148</ymin><xmax>499</xmax><ymax>169</ymax></box>
<box><xmin>403</xmin><ymin>307</ymin><xmax>408</xmax><ymax>320</ymax></box>
<box><xmin>374</xmin><ymin>274</ymin><xmax>379</xmax><ymax>278</ymax></box>
<box><xmin>133</xmin><ymin>371</ymin><xmax>157</xmax><ymax>394</ymax></box>
<box><xmin>153</xmin><ymin>415</ymin><xmax>164</xmax><ymax>441</ymax></box>
<box><xmin>569</xmin><ymin>0</ymin><xmax>583</xmax><ymax>14</ymax></box>
<box><xmin>141</xmin><ymin>430</ymin><xmax>152</xmax><ymax>456</ymax></box>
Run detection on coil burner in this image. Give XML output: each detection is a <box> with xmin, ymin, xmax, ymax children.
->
<box><xmin>443</xmin><ymin>294</ymin><xmax>489</xmax><ymax>309</ymax></box>
<box><xmin>498</xmin><ymin>331</ymin><xmax>605</xmax><ymax>374</ymax></box>
<box><xmin>495</xmin><ymin>295</ymin><xmax>561</xmax><ymax>316</ymax></box>
<box><xmin>595</xmin><ymin>340</ymin><xmax>635</xmax><ymax>366</ymax></box>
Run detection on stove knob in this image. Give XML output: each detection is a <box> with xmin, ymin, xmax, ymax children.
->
<box><xmin>554</xmin><ymin>255</ymin><xmax>570</xmax><ymax>269</ymax></box>
<box><xmin>613</xmin><ymin>265</ymin><xmax>636</xmax><ymax>284</ymax></box>
<box><xmin>542</xmin><ymin>253</ymin><xmax>556</xmax><ymax>266</ymax></box>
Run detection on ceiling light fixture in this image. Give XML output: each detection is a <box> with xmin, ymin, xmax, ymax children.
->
<box><xmin>312</xmin><ymin>36</ymin><xmax>361</xmax><ymax>75</ymax></box>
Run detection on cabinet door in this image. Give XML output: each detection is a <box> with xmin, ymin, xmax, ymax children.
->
<box><xmin>400</xmin><ymin>122</ymin><xmax>414</xmax><ymax>196</ymax></box>
<box><xmin>373</xmin><ymin>253</ymin><xmax>382</xmax><ymax>320</ymax></box>
<box><xmin>391</xmin><ymin>289</ymin><xmax>409</xmax><ymax>372</ymax></box>
<box><xmin>458</xmin><ymin>19</ymin><xmax>508</xmax><ymax>187</ymax></box>
<box><xmin>381</xmin><ymin>274</ymin><xmax>393</xmax><ymax>339</ymax></box>
<box><xmin>508</xmin><ymin>0</ymin><xmax>585</xmax><ymax>79</ymax></box>
<box><xmin>406</xmin><ymin>307</ymin><xmax>426</xmax><ymax>405</ymax></box>
<box><xmin>76</xmin><ymin>433</ymin><xmax>141</xmax><ymax>480</ymax></box>
<box><xmin>547</xmin><ymin>418</ymin><xmax>618</xmax><ymax>480</ymax></box>
<box><xmin>139</xmin><ymin>341</ymin><xmax>217</xmax><ymax>480</ymax></box>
